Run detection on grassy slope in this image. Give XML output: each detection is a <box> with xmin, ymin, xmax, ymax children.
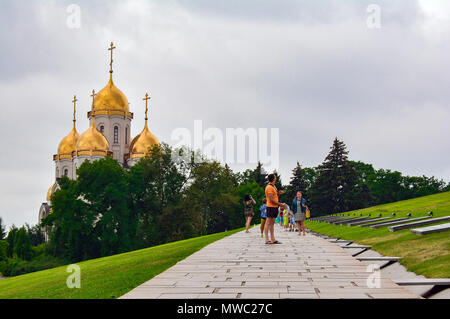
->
<box><xmin>305</xmin><ymin>191</ymin><xmax>450</xmax><ymax>278</ymax></box>
<box><xmin>0</xmin><ymin>228</ymin><xmax>243</xmax><ymax>299</ymax></box>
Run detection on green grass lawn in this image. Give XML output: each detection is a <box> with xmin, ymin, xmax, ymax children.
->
<box><xmin>306</xmin><ymin>191</ymin><xmax>450</xmax><ymax>278</ymax></box>
<box><xmin>0</xmin><ymin>228</ymin><xmax>243</xmax><ymax>299</ymax></box>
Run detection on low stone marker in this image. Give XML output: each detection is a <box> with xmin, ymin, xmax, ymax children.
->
<box><xmin>335</xmin><ymin>217</ymin><xmax>372</xmax><ymax>225</ymax></box>
<box><xmin>389</xmin><ymin>216</ymin><xmax>450</xmax><ymax>232</ymax></box>
<box><xmin>410</xmin><ymin>222</ymin><xmax>450</xmax><ymax>235</ymax></box>
<box><xmin>370</xmin><ymin>216</ymin><xmax>431</xmax><ymax>229</ymax></box>
<box><xmin>394</xmin><ymin>279</ymin><xmax>450</xmax><ymax>286</ymax></box>
<box><xmin>347</xmin><ymin>217</ymin><xmax>390</xmax><ymax>227</ymax></box>
<box><xmin>357</xmin><ymin>217</ymin><xmax>397</xmax><ymax>227</ymax></box>
<box><xmin>361</xmin><ymin>217</ymin><xmax>409</xmax><ymax>228</ymax></box>
<box><xmin>332</xmin><ymin>217</ymin><xmax>370</xmax><ymax>225</ymax></box>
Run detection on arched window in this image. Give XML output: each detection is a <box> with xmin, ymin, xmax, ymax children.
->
<box><xmin>56</xmin><ymin>168</ymin><xmax>59</xmax><ymax>178</ymax></box>
<box><xmin>114</xmin><ymin>126</ymin><xmax>119</xmax><ymax>143</ymax></box>
<box><xmin>99</xmin><ymin>125</ymin><xmax>104</xmax><ymax>134</ymax></box>
<box><xmin>64</xmin><ymin>169</ymin><xmax>69</xmax><ymax>176</ymax></box>
<box><xmin>125</xmin><ymin>127</ymin><xmax>128</xmax><ymax>144</ymax></box>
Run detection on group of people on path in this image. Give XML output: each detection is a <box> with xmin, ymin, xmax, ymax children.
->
<box><xmin>243</xmin><ymin>173</ymin><xmax>307</xmax><ymax>244</ymax></box>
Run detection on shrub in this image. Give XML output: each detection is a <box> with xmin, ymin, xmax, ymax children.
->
<box><xmin>0</xmin><ymin>255</ymin><xmax>68</xmax><ymax>277</ymax></box>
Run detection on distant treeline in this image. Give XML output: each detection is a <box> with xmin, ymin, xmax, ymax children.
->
<box><xmin>0</xmin><ymin>139</ymin><xmax>448</xmax><ymax>273</ymax></box>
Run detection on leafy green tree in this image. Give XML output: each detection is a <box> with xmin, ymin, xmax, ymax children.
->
<box><xmin>186</xmin><ymin>161</ymin><xmax>240</xmax><ymax>234</ymax></box>
<box><xmin>0</xmin><ymin>240</ymin><xmax>8</xmax><ymax>261</ymax></box>
<box><xmin>237</xmin><ymin>169</ymin><xmax>254</xmax><ymax>186</ymax></box>
<box><xmin>13</xmin><ymin>227</ymin><xmax>33</xmax><ymax>261</ymax></box>
<box><xmin>25</xmin><ymin>224</ymin><xmax>45</xmax><ymax>246</ymax></box>
<box><xmin>5</xmin><ymin>225</ymin><xmax>18</xmax><ymax>258</ymax></box>
<box><xmin>369</xmin><ymin>169</ymin><xmax>403</xmax><ymax>204</ymax></box>
<box><xmin>302</xmin><ymin>167</ymin><xmax>317</xmax><ymax>193</ymax></box>
<box><xmin>77</xmin><ymin>157</ymin><xmax>135</xmax><ymax>257</ymax></box>
<box><xmin>400</xmin><ymin>175</ymin><xmax>446</xmax><ymax>200</ymax></box>
<box><xmin>130</xmin><ymin>144</ymin><xmax>194</xmax><ymax>247</ymax></box>
<box><xmin>43</xmin><ymin>176</ymin><xmax>95</xmax><ymax>261</ymax></box>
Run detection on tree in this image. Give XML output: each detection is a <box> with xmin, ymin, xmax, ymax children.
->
<box><xmin>44</xmin><ymin>176</ymin><xmax>96</xmax><ymax>261</ymax></box>
<box><xmin>25</xmin><ymin>224</ymin><xmax>45</xmax><ymax>246</ymax></box>
<box><xmin>186</xmin><ymin>161</ymin><xmax>240</xmax><ymax>234</ymax></box>
<box><xmin>369</xmin><ymin>169</ymin><xmax>403</xmax><ymax>204</ymax></box>
<box><xmin>0</xmin><ymin>240</ymin><xmax>7</xmax><ymax>261</ymax></box>
<box><xmin>237</xmin><ymin>169</ymin><xmax>254</xmax><ymax>186</ymax></box>
<box><xmin>287</xmin><ymin>162</ymin><xmax>309</xmax><ymax>201</ymax></box>
<box><xmin>252</xmin><ymin>161</ymin><xmax>267</xmax><ymax>189</ymax></box>
<box><xmin>309</xmin><ymin>138</ymin><xmax>359</xmax><ymax>216</ymax></box>
<box><xmin>5</xmin><ymin>225</ymin><xmax>18</xmax><ymax>258</ymax></box>
<box><xmin>77</xmin><ymin>157</ymin><xmax>135</xmax><ymax>257</ymax></box>
<box><xmin>130</xmin><ymin>143</ymin><xmax>194</xmax><ymax>247</ymax></box>
<box><xmin>13</xmin><ymin>227</ymin><xmax>33</xmax><ymax>261</ymax></box>
<box><xmin>0</xmin><ymin>217</ymin><xmax>6</xmax><ymax>240</ymax></box>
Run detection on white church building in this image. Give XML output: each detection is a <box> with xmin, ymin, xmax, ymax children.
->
<box><xmin>38</xmin><ymin>43</ymin><xmax>159</xmax><ymax>230</ymax></box>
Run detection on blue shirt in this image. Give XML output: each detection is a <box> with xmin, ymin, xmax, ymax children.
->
<box><xmin>292</xmin><ymin>198</ymin><xmax>307</xmax><ymax>213</ymax></box>
<box><xmin>260</xmin><ymin>204</ymin><xmax>267</xmax><ymax>218</ymax></box>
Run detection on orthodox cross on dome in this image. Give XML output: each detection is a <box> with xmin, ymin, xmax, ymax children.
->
<box><xmin>90</xmin><ymin>89</ymin><xmax>96</xmax><ymax>108</ymax></box>
<box><xmin>143</xmin><ymin>92</ymin><xmax>151</xmax><ymax>122</ymax></box>
<box><xmin>108</xmin><ymin>42</ymin><xmax>116</xmax><ymax>75</ymax></box>
<box><xmin>90</xmin><ymin>89</ymin><xmax>96</xmax><ymax>122</ymax></box>
<box><xmin>72</xmin><ymin>95</ymin><xmax>77</xmax><ymax>124</ymax></box>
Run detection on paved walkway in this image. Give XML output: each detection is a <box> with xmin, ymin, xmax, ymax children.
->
<box><xmin>120</xmin><ymin>225</ymin><xmax>420</xmax><ymax>299</ymax></box>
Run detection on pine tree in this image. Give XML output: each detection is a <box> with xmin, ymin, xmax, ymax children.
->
<box><xmin>252</xmin><ymin>161</ymin><xmax>267</xmax><ymax>188</ymax></box>
<box><xmin>0</xmin><ymin>217</ymin><xmax>6</xmax><ymax>240</ymax></box>
<box><xmin>309</xmin><ymin>138</ymin><xmax>359</xmax><ymax>216</ymax></box>
<box><xmin>287</xmin><ymin>162</ymin><xmax>309</xmax><ymax>201</ymax></box>
<box><xmin>13</xmin><ymin>226</ymin><xmax>33</xmax><ymax>261</ymax></box>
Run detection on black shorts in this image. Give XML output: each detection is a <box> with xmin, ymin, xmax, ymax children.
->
<box><xmin>266</xmin><ymin>207</ymin><xmax>279</xmax><ymax>218</ymax></box>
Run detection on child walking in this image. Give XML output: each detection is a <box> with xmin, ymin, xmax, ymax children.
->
<box><xmin>260</xmin><ymin>198</ymin><xmax>267</xmax><ymax>238</ymax></box>
<box><xmin>282</xmin><ymin>205</ymin><xmax>291</xmax><ymax>231</ymax></box>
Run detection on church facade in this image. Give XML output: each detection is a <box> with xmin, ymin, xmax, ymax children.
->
<box><xmin>38</xmin><ymin>43</ymin><xmax>159</xmax><ymax>232</ymax></box>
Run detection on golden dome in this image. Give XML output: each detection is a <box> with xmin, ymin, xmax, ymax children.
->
<box><xmin>89</xmin><ymin>43</ymin><xmax>133</xmax><ymax>119</ymax></box>
<box><xmin>46</xmin><ymin>183</ymin><xmax>54</xmax><ymax>201</ymax></box>
<box><xmin>57</xmin><ymin>126</ymin><xmax>79</xmax><ymax>159</ymax></box>
<box><xmin>130</xmin><ymin>124</ymin><xmax>159</xmax><ymax>159</ymax></box>
<box><xmin>93</xmin><ymin>77</ymin><xmax>129</xmax><ymax>113</ymax></box>
<box><xmin>129</xmin><ymin>93</ymin><xmax>159</xmax><ymax>159</ymax></box>
<box><xmin>76</xmin><ymin>116</ymin><xmax>111</xmax><ymax>157</ymax></box>
<box><xmin>55</xmin><ymin>96</ymin><xmax>80</xmax><ymax>160</ymax></box>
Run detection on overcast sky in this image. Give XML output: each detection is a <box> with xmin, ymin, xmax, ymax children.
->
<box><xmin>1</xmin><ymin>0</ymin><xmax>449</xmax><ymax>229</ymax></box>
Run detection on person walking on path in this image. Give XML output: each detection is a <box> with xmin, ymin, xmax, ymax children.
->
<box><xmin>264</xmin><ymin>173</ymin><xmax>285</xmax><ymax>244</ymax></box>
<box><xmin>292</xmin><ymin>191</ymin><xmax>307</xmax><ymax>236</ymax></box>
<box><xmin>244</xmin><ymin>194</ymin><xmax>256</xmax><ymax>233</ymax></box>
<box><xmin>259</xmin><ymin>198</ymin><xmax>267</xmax><ymax>238</ymax></box>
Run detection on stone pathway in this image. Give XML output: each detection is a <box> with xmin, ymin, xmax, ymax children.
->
<box><xmin>120</xmin><ymin>225</ymin><xmax>420</xmax><ymax>299</ymax></box>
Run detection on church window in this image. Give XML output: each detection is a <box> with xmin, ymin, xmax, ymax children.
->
<box><xmin>99</xmin><ymin>125</ymin><xmax>104</xmax><ymax>134</ymax></box>
<box><xmin>114</xmin><ymin>126</ymin><xmax>119</xmax><ymax>143</ymax></box>
<box><xmin>125</xmin><ymin>127</ymin><xmax>128</xmax><ymax>144</ymax></box>
<box><xmin>64</xmin><ymin>169</ymin><xmax>68</xmax><ymax>176</ymax></box>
